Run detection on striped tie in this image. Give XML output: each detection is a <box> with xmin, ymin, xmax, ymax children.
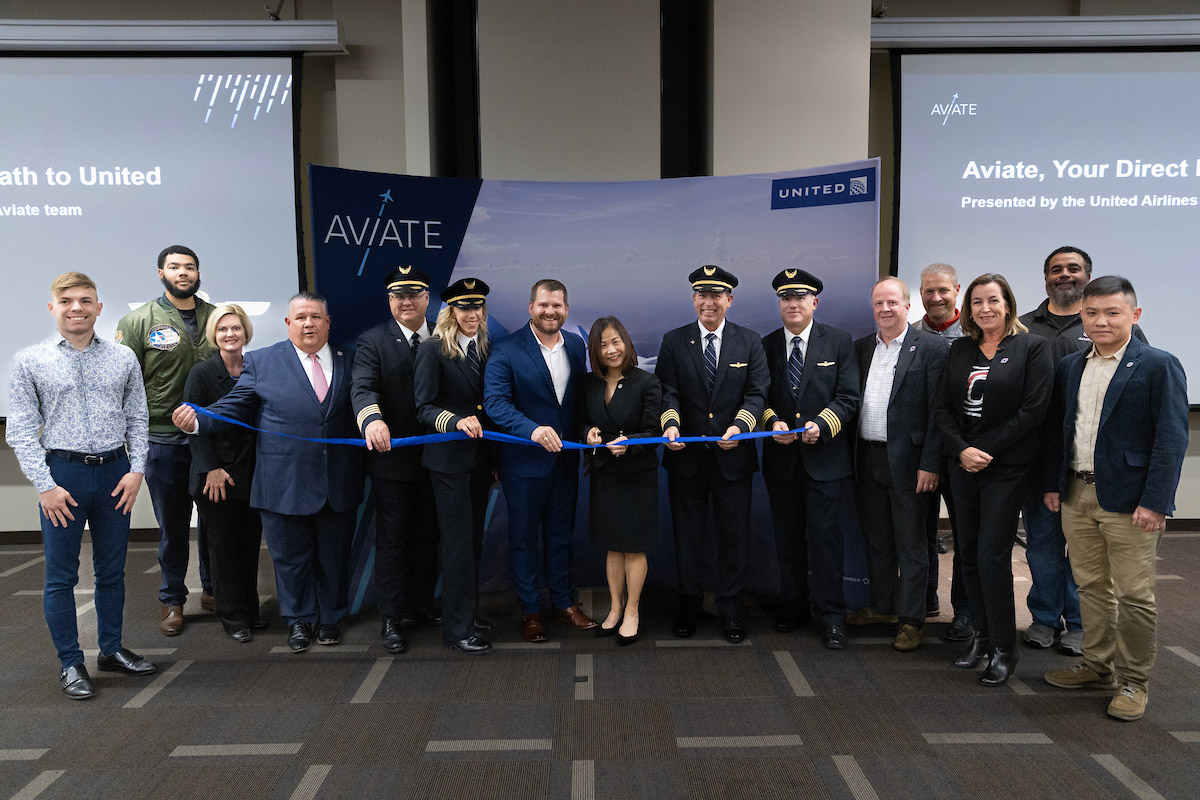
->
<box><xmin>788</xmin><ymin>335</ymin><xmax>804</xmax><ymax>395</ymax></box>
<box><xmin>467</xmin><ymin>339</ymin><xmax>480</xmax><ymax>379</ymax></box>
<box><xmin>704</xmin><ymin>332</ymin><xmax>717</xmax><ymax>391</ymax></box>
<box><xmin>410</xmin><ymin>331</ymin><xmax>420</xmax><ymax>357</ymax></box>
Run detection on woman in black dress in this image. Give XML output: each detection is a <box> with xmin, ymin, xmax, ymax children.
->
<box><xmin>414</xmin><ymin>278</ymin><xmax>496</xmax><ymax>655</ymax></box>
<box><xmin>935</xmin><ymin>274</ymin><xmax>1053</xmax><ymax>686</ymax></box>
<box><xmin>578</xmin><ymin>316</ymin><xmax>662</xmax><ymax>645</ymax></box>
<box><xmin>183</xmin><ymin>304</ymin><xmax>263</xmax><ymax>642</ymax></box>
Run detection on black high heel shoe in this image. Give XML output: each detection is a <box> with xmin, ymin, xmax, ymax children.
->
<box><xmin>980</xmin><ymin>645</ymin><xmax>1018</xmax><ymax>686</ymax></box>
<box><xmin>596</xmin><ymin>618</ymin><xmax>621</xmax><ymax>638</ymax></box>
<box><xmin>617</xmin><ymin>621</ymin><xmax>640</xmax><ymax>647</ymax></box>
<box><xmin>953</xmin><ymin>635</ymin><xmax>991</xmax><ymax>669</ymax></box>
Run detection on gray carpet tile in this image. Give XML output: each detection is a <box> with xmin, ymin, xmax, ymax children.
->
<box><xmin>301</xmin><ymin>703</ymin><xmax>440</xmax><ymax>765</ymax></box>
<box><xmin>429</xmin><ymin>700</ymin><xmax>554</xmax><ymax>741</ymax></box>
<box><xmin>552</xmin><ymin>699</ymin><xmax>676</xmax><ymax>760</ymax></box>
<box><xmin>675</xmin><ymin>755</ymin><xmax>832</xmax><ymax>800</ymax></box>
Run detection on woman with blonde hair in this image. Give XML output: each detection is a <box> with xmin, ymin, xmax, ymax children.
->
<box><xmin>183</xmin><ymin>304</ymin><xmax>264</xmax><ymax>642</ymax></box>
<box><xmin>414</xmin><ymin>278</ymin><xmax>496</xmax><ymax>654</ymax></box>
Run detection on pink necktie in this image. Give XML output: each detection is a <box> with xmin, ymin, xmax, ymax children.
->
<box><xmin>309</xmin><ymin>352</ymin><xmax>328</xmax><ymax>402</ymax></box>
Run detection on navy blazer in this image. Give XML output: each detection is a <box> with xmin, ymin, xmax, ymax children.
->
<box><xmin>414</xmin><ymin>335</ymin><xmax>496</xmax><ymax>475</ymax></box>
<box><xmin>656</xmin><ymin>319</ymin><xmax>769</xmax><ymax>481</ymax></box>
<box><xmin>1045</xmin><ymin>336</ymin><xmax>1188</xmax><ymax>516</ymax></box>
<box><xmin>935</xmin><ymin>333</ymin><xmax>1053</xmax><ymax>467</ymax></box>
<box><xmin>483</xmin><ymin>324</ymin><xmax>586</xmax><ymax>479</ymax></box>
<box><xmin>201</xmin><ymin>339</ymin><xmax>365</xmax><ymax>516</ymax></box>
<box><xmin>761</xmin><ymin>322</ymin><xmax>860</xmax><ymax>483</ymax></box>
<box><xmin>351</xmin><ymin>319</ymin><xmax>428</xmax><ymax>481</ymax></box>
<box><xmin>854</xmin><ymin>325</ymin><xmax>949</xmax><ymax>488</ymax></box>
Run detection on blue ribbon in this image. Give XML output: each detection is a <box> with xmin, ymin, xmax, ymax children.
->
<box><xmin>185</xmin><ymin>402</ymin><xmax>802</xmax><ymax>450</ymax></box>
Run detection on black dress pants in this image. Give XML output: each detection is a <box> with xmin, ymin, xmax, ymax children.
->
<box><xmin>373</xmin><ymin>475</ymin><xmax>439</xmax><ymax>620</ymax></box>
<box><xmin>196</xmin><ymin>495</ymin><xmax>262</xmax><ymax>633</ymax></box>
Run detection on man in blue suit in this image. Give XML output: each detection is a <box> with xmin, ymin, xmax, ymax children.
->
<box><xmin>484</xmin><ymin>279</ymin><xmax>597</xmax><ymax>642</ymax></box>
<box><xmin>173</xmin><ymin>291</ymin><xmax>364</xmax><ymax>653</ymax></box>
<box><xmin>1042</xmin><ymin>276</ymin><xmax>1188</xmax><ymax>722</ymax></box>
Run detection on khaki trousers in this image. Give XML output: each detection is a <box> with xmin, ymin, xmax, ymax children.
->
<box><xmin>1061</xmin><ymin>476</ymin><xmax>1160</xmax><ymax>690</ymax></box>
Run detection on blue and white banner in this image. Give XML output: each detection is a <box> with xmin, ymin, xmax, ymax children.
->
<box><xmin>309</xmin><ymin>160</ymin><xmax>881</xmax><ymax>611</ymax></box>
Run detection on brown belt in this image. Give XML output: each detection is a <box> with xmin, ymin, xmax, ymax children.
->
<box><xmin>1073</xmin><ymin>470</ymin><xmax>1096</xmax><ymax>485</ymax></box>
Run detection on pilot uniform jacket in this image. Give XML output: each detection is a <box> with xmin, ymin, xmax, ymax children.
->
<box><xmin>935</xmin><ymin>333</ymin><xmax>1053</xmax><ymax>467</ymax></box>
<box><xmin>656</xmin><ymin>320</ymin><xmax>769</xmax><ymax>481</ymax></box>
<box><xmin>1045</xmin><ymin>336</ymin><xmax>1188</xmax><ymax>516</ymax></box>
<box><xmin>414</xmin><ymin>336</ymin><xmax>496</xmax><ymax>475</ymax></box>
<box><xmin>351</xmin><ymin>319</ymin><xmax>429</xmax><ymax>481</ymax></box>
<box><xmin>853</xmin><ymin>325</ymin><xmax>949</xmax><ymax>488</ymax></box>
<box><xmin>201</xmin><ymin>339</ymin><xmax>364</xmax><ymax>516</ymax></box>
<box><xmin>761</xmin><ymin>322</ymin><xmax>861</xmax><ymax>483</ymax></box>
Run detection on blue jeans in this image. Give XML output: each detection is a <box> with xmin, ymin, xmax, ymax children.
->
<box><xmin>42</xmin><ymin>452</ymin><xmax>131</xmax><ymax>669</ymax></box>
<box><xmin>1022</xmin><ymin>493</ymin><xmax>1082</xmax><ymax>632</ymax></box>
<box><xmin>146</xmin><ymin>442</ymin><xmax>210</xmax><ymax>604</ymax></box>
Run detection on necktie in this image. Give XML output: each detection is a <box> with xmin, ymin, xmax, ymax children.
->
<box><xmin>704</xmin><ymin>332</ymin><xmax>717</xmax><ymax>391</ymax></box>
<box><xmin>309</xmin><ymin>352</ymin><xmax>328</xmax><ymax>402</ymax></box>
<box><xmin>467</xmin><ymin>339</ymin><xmax>480</xmax><ymax>379</ymax></box>
<box><xmin>410</xmin><ymin>331</ymin><xmax>420</xmax><ymax>357</ymax></box>
<box><xmin>789</xmin><ymin>335</ymin><xmax>804</xmax><ymax>395</ymax></box>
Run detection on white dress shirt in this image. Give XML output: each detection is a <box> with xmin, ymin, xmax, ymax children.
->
<box><xmin>781</xmin><ymin>319</ymin><xmax>814</xmax><ymax>363</ymax></box>
<box><xmin>533</xmin><ymin>322</ymin><xmax>570</xmax><ymax>404</ymax></box>
<box><xmin>859</xmin><ymin>326</ymin><xmax>908</xmax><ymax>442</ymax></box>
<box><xmin>294</xmin><ymin>342</ymin><xmax>333</xmax><ymax>394</ymax></box>
<box><xmin>698</xmin><ymin>318</ymin><xmax>727</xmax><ymax>364</ymax></box>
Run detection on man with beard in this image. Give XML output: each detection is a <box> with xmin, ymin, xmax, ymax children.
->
<box><xmin>117</xmin><ymin>245</ymin><xmax>216</xmax><ymax>636</ymax></box>
<box><xmin>1018</xmin><ymin>246</ymin><xmax>1145</xmax><ymax>656</ymax></box>
<box><xmin>484</xmin><ymin>279</ymin><xmax>597</xmax><ymax>642</ymax></box>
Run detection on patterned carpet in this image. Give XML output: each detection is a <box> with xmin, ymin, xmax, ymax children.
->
<box><xmin>1</xmin><ymin>533</ymin><xmax>1198</xmax><ymax>799</ymax></box>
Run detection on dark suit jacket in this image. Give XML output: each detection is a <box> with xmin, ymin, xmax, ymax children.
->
<box><xmin>413</xmin><ymin>335</ymin><xmax>495</xmax><ymax>475</ymax></box>
<box><xmin>201</xmin><ymin>339</ymin><xmax>364</xmax><ymax>516</ymax></box>
<box><xmin>656</xmin><ymin>319</ymin><xmax>769</xmax><ymax>481</ymax></box>
<box><xmin>351</xmin><ymin>319</ymin><xmax>428</xmax><ymax>481</ymax></box>
<box><xmin>761</xmin><ymin>322</ymin><xmax>860</xmax><ymax>483</ymax></box>
<box><xmin>1045</xmin><ymin>336</ymin><xmax>1188</xmax><ymax>515</ymax></box>
<box><xmin>854</xmin><ymin>325</ymin><xmax>949</xmax><ymax>489</ymax></box>
<box><xmin>577</xmin><ymin>368</ymin><xmax>662</xmax><ymax>475</ymax></box>
<box><xmin>935</xmin><ymin>332</ymin><xmax>1053</xmax><ymax>466</ymax></box>
<box><xmin>483</xmin><ymin>324</ymin><xmax>586</xmax><ymax>479</ymax></box>
<box><xmin>183</xmin><ymin>353</ymin><xmax>256</xmax><ymax>500</ymax></box>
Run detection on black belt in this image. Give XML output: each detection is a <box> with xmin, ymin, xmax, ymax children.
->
<box><xmin>46</xmin><ymin>448</ymin><xmax>125</xmax><ymax>466</ymax></box>
<box><xmin>1073</xmin><ymin>470</ymin><xmax>1096</xmax><ymax>485</ymax></box>
<box><xmin>861</xmin><ymin>440</ymin><xmax>888</xmax><ymax>448</ymax></box>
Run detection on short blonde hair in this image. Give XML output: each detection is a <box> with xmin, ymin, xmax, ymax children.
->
<box><xmin>50</xmin><ymin>272</ymin><xmax>97</xmax><ymax>298</ymax></box>
<box><xmin>205</xmin><ymin>303</ymin><xmax>254</xmax><ymax>348</ymax></box>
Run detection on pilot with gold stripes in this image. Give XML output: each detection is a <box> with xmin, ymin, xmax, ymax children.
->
<box><xmin>351</xmin><ymin>266</ymin><xmax>442</xmax><ymax>656</ymax></box>
<box><xmin>760</xmin><ymin>268</ymin><xmax>861</xmax><ymax>650</ymax></box>
<box><xmin>655</xmin><ymin>265</ymin><xmax>769</xmax><ymax>644</ymax></box>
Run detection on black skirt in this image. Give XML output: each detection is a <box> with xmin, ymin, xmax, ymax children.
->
<box><xmin>588</xmin><ymin>465</ymin><xmax>659</xmax><ymax>553</ymax></box>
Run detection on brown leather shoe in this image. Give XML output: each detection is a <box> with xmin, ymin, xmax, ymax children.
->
<box><xmin>159</xmin><ymin>604</ymin><xmax>184</xmax><ymax>636</ymax></box>
<box><xmin>552</xmin><ymin>605</ymin><xmax>598</xmax><ymax>630</ymax></box>
<box><xmin>520</xmin><ymin>613</ymin><xmax>547</xmax><ymax>643</ymax></box>
<box><xmin>200</xmin><ymin>592</ymin><xmax>216</xmax><ymax>612</ymax></box>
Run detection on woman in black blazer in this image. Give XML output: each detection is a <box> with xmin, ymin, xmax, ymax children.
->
<box><xmin>578</xmin><ymin>316</ymin><xmax>662</xmax><ymax>645</ymax></box>
<box><xmin>935</xmin><ymin>274</ymin><xmax>1053</xmax><ymax>686</ymax></box>
<box><xmin>182</xmin><ymin>304</ymin><xmax>263</xmax><ymax>642</ymax></box>
<box><xmin>414</xmin><ymin>278</ymin><xmax>496</xmax><ymax>655</ymax></box>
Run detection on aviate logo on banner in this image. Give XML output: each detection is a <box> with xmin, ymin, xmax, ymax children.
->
<box><xmin>771</xmin><ymin>168</ymin><xmax>875</xmax><ymax>210</ymax></box>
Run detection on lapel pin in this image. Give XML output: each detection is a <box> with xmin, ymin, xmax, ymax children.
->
<box><xmin>1000</xmin><ymin>357</ymin><xmax>1009</xmax><ymax>364</ymax></box>
<box><xmin>1126</xmin><ymin>362</ymin><xmax>1133</xmax><ymax>367</ymax></box>
<box><xmin>689</xmin><ymin>340</ymin><xmax>695</xmax><ymax>345</ymax></box>
<box><xmin>909</xmin><ymin>345</ymin><xmax>916</xmax><ymax>352</ymax></box>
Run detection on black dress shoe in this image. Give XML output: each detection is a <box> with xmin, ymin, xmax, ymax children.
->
<box><xmin>773</xmin><ymin>608</ymin><xmax>810</xmax><ymax>633</ymax></box>
<box><xmin>287</xmin><ymin>622</ymin><xmax>313</xmax><ymax>653</ymax></box>
<box><xmin>723</xmin><ymin>617</ymin><xmax>747</xmax><ymax>644</ymax></box>
<box><xmin>980</xmin><ymin>645</ymin><xmax>1018</xmax><ymax>686</ymax></box>
<box><xmin>473</xmin><ymin>615</ymin><xmax>494</xmax><ymax>633</ymax></box>
<box><xmin>673</xmin><ymin>612</ymin><xmax>698</xmax><ymax>639</ymax></box>
<box><xmin>229</xmin><ymin>628</ymin><xmax>253</xmax><ymax>644</ymax></box>
<box><xmin>60</xmin><ymin>664</ymin><xmax>95</xmax><ymax>700</ymax></box>
<box><xmin>250</xmin><ymin>618</ymin><xmax>269</xmax><ymax>631</ymax></box>
<box><xmin>953</xmin><ymin>635</ymin><xmax>991</xmax><ymax>669</ymax></box>
<box><xmin>404</xmin><ymin>607</ymin><xmax>443</xmax><ymax>627</ymax></box>
<box><xmin>596</xmin><ymin>618</ymin><xmax>621</xmax><ymax>638</ymax></box>
<box><xmin>97</xmin><ymin>648</ymin><xmax>158</xmax><ymax>676</ymax></box>
<box><xmin>445</xmin><ymin>635</ymin><xmax>492</xmax><ymax>655</ymax></box>
<box><xmin>317</xmin><ymin>624</ymin><xmax>342</xmax><ymax>646</ymax></box>
<box><xmin>823</xmin><ymin>625</ymin><xmax>848</xmax><ymax>650</ymax></box>
<box><xmin>944</xmin><ymin>615</ymin><xmax>975</xmax><ymax>642</ymax></box>
<box><xmin>381</xmin><ymin>616</ymin><xmax>407</xmax><ymax>654</ymax></box>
